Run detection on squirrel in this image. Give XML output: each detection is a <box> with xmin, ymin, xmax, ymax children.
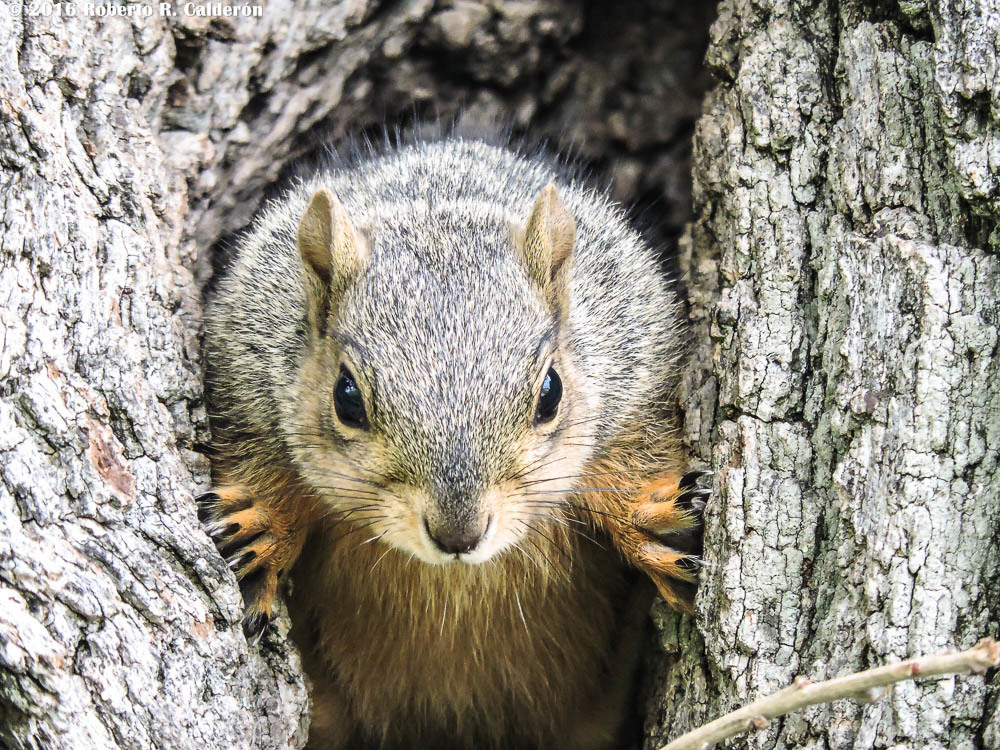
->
<box><xmin>198</xmin><ymin>136</ymin><xmax>709</xmax><ymax>750</ymax></box>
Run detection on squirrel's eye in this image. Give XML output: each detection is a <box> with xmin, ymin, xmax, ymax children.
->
<box><xmin>334</xmin><ymin>368</ymin><xmax>368</xmax><ymax>429</ymax></box>
<box><xmin>535</xmin><ymin>367</ymin><xmax>562</xmax><ymax>424</ymax></box>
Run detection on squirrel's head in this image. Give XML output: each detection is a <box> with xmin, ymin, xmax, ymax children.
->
<box><xmin>289</xmin><ymin>182</ymin><xmax>599</xmax><ymax>566</ymax></box>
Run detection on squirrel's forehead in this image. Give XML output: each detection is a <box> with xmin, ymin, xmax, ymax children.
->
<box><xmin>338</xmin><ymin>271</ymin><xmax>549</xmax><ymax>389</ymax></box>
<box><xmin>344</xmin><ymin>282</ymin><xmax>549</xmax><ymax>360</ymax></box>
<box><xmin>349</xmin><ymin>251</ymin><xmax>548</xmax><ymax>326</ymax></box>
<box><xmin>336</xmin><ymin>238</ymin><xmax>556</xmax><ymax>393</ymax></box>
<box><xmin>339</xmin><ymin>315</ymin><xmax>544</xmax><ymax>433</ymax></box>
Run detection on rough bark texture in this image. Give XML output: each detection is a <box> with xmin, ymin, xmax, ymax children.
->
<box><xmin>1</xmin><ymin>0</ymin><xmax>997</xmax><ymax>748</ymax></box>
<box><xmin>0</xmin><ymin>1</ymin><xmax>711</xmax><ymax>748</ymax></box>
<box><xmin>0</xmin><ymin>7</ymin><xmax>312</xmax><ymax>749</ymax></box>
<box><xmin>645</xmin><ymin>1</ymin><xmax>1000</xmax><ymax>749</ymax></box>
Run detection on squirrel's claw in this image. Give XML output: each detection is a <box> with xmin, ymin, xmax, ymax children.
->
<box><xmin>239</xmin><ymin>568</ymin><xmax>278</xmax><ymax>642</ymax></box>
<box><xmin>678</xmin><ymin>469</ymin><xmax>713</xmax><ymax>490</ymax></box>
<box><xmin>609</xmin><ymin>470</ymin><xmax>710</xmax><ymax>613</ymax></box>
<box><xmin>197</xmin><ymin>484</ymin><xmax>303</xmax><ymax>642</ymax></box>
<box><xmin>639</xmin><ymin>484</ymin><xmax>710</xmax><ymax>556</ymax></box>
<box><xmin>243</xmin><ymin>612</ymin><xmax>269</xmax><ymax>644</ymax></box>
<box><xmin>196</xmin><ymin>492</ymin><xmax>217</xmax><ymax>524</ymax></box>
<box><xmin>675</xmin><ymin>486</ymin><xmax>711</xmax><ymax>513</ymax></box>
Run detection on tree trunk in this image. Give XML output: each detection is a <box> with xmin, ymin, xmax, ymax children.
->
<box><xmin>1</xmin><ymin>1</ymin><xmax>996</xmax><ymax>749</ymax></box>
<box><xmin>0</xmin><ymin>1</ymin><xmax>711</xmax><ymax>747</ymax></box>
<box><xmin>645</xmin><ymin>1</ymin><xmax>1000</xmax><ymax>748</ymax></box>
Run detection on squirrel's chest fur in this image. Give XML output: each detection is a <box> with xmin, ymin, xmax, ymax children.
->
<box><xmin>290</xmin><ymin>524</ymin><xmax>635</xmax><ymax>749</ymax></box>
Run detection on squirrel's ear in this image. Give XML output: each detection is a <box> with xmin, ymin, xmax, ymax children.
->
<box><xmin>297</xmin><ymin>188</ymin><xmax>366</xmax><ymax>330</ymax></box>
<box><xmin>521</xmin><ymin>183</ymin><xmax>576</xmax><ymax>292</ymax></box>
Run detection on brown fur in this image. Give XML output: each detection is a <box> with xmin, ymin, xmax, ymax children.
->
<box><xmin>205</xmin><ymin>445</ymin><xmax>694</xmax><ymax>748</ymax></box>
<box><xmin>291</xmin><ymin>518</ymin><xmax>629</xmax><ymax>749</ymax></box>
<box><xmin>200</xmin><ymin>139</ymin><xmax>704</xmax><ymax>748</ymax></box>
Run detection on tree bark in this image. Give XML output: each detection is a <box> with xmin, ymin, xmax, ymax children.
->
<box><xmin>0</xmin><ymin>6</ymin><xmax>317</xmax><ymax>748</ymax></box>
<box><xmin>0</xmin><ymin>1</ymin><xmax>711</xmax><ymax>747</ymax></box>
<box><xmin>1</xmin><ymin>0</ymin><xmax>997</xmax><ymax>749</ymax></box>
<box><xmin>645</xmin><ymin>1</ymin><xmax>1000</xmax><ymax>748</ymax></box>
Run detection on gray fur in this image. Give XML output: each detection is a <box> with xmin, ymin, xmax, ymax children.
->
<box><xmin>204</xmin><ymin>137</ymin><xmax>683</xmax><ymax>518</ymax></box>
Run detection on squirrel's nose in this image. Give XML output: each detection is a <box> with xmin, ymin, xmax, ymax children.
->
<box><xmin>424</xmin><ymin>517</ymin><xmax>490</xmax><ymax>555</ymax></box>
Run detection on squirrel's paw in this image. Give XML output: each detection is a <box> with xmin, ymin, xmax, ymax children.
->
<box><xmin>619</xmin><ymin>470</ymin><xmax>710</xmax><ymax>614</ymax></box>
<box><xmin>197</xmin><ymin>486</ymin><xmax>304</xmax><ymax>642</ymax></box>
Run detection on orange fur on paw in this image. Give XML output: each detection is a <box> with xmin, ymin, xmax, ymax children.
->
<box><xmin>197</xmin><ymin>485</ymin><xmax>306</xmax><ymax>641</ymax></box>
<box><xmin>598</xmin><ymin>470</ymin><xmax>710</xmax><ymax>614</ymax></box>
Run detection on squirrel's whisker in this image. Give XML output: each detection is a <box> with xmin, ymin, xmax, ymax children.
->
<box><xmin>306</xmin><ymin>505</ymin><xmax>384</xmax><ymax>528</ymax></box>
<box><xmin>517</xmin><ymin>526</ymin><xmax>568</xmax><ymax>569</ymax></box>
<box><xmin>518</xmin><ymin>511</ymin><xmax>574</xmax><ymax>530</ymax></box>
<box><xmin>329</xmin><ymin>507</ymin><xmax>384</xmax><ymax>521</ymax></box>
<box><xmin>517</xmin><ymin>470</ymin><xmax>629</xmax><ymax>488</ymax></box>
<box><xmin>307</xmin><ymin>482</ymin><xmax>380</xmax><ymax>494</ymax></box>
<box><xmin>521</xmin><ymin>520</ymin><xmax>578</xmax><ymax>559</ymax></box>
<box><xmin>507</xmin><ymin>456</ymin><xmax>558</xmax><ymax>481</ymax></box>
<box><xmin>304</xmin><ymin>466</ymin><xmax>384</xmax><ymax>486</ymax></box>
<box><xmin>510</xmin><ymin>541</ymin><xmax>542</xmax><ymax>575</ymax></box>
<box><xmin>324</xmin><ymin>512</ymin><xmax>385</xmax><ymax>525</ymax></box>
<box><xmin>313</xmin><ymin>470</ymin><xmax>384</xmax><ymax>488</ymax></box>
<box><xmin>359</xmin><ymin>529</ymin><xmax>390</xmax><ymax>546</ymax></box>
<box><xmin>513</xmin><ymin>589</ymin><xmax>530</xmax><ymax>637</ymax></box>
<box><xmin>562</xmin><ymin>525</ymin><xmax>607</xmax><ymax>550</ymax></box>
<box><xmin>369</xmin><ymin>545</ymin><xmax>394</xmax><ymax>574</ymax></box>
<box><xmin>310</xmin><ymin>490</ymin><xmax>382</xmax><ymax>502</ymax></box>
<box><xmin>520</xmin><ymin>500</ymin><xmax>643</xmax><ymax>528</ymax></box>
<box><xmin>506</xmin><ymin>453</ymin><xmax>574</xmax><ymax>482</ymax></box>
<box><xmin>327</xmin><ymin>518</ymin><xmax>383</xmax><ymax>545</ymax></box>
<box><xmin>536</xmin><ymin>501</ymin><xmax>655</xmax><ymax>537</ymax></box>
<box><xmin>516</xmin><ymin>487</ymin><xmax>638</xmax><ymax>496</ymax></box>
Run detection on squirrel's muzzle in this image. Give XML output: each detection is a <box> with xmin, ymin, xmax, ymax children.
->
<box><xmin>417</xmin><ymin>442</ymin><xmax>498</xmax><ymax>560</ymax></box>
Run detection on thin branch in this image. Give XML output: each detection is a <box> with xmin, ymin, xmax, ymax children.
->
<box><xmin>660</xmin><ymin>637</ymin><xmax>1000</xmax><ymax>750</ymax></box>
